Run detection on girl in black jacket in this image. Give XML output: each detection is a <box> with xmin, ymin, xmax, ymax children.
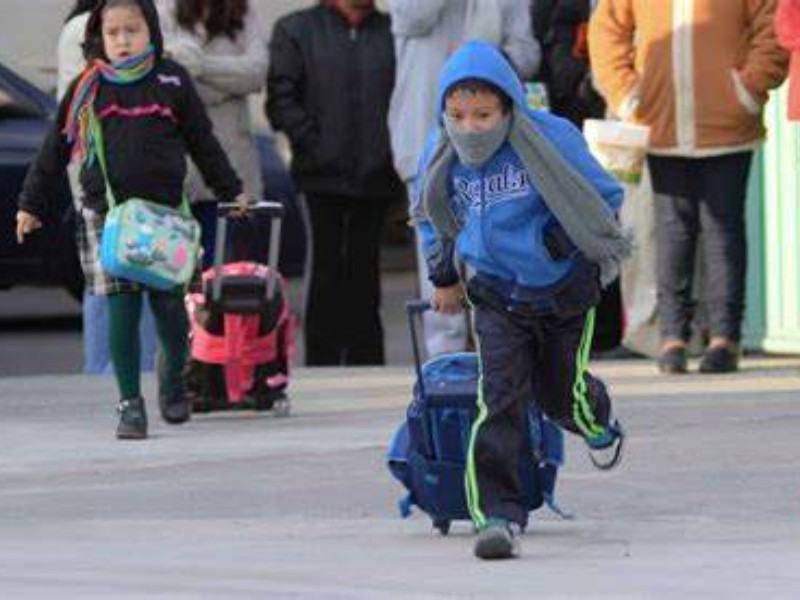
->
<box><xmin>16</xmin><ymin>0</ymin><xmax>247</xmax><ymax>440</ymax></box>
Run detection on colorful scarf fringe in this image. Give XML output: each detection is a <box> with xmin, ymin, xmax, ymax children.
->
<box><xmin>62</xmin><ymin>44</ymin><xmax>156</xmax><ymax>166</ymax></box>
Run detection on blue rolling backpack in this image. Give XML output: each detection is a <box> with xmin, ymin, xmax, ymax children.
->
<box><xmin>386</xmin><ymin>301</ymin><xmax>569</xmax><ymax>535</ymax></box>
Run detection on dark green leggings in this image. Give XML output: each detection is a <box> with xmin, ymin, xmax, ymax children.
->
<box><xmin>107</xmin><ymin>290</ymin><xmax>188</xmax><ymax>400</ymax></box>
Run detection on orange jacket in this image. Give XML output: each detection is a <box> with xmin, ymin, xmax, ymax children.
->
<box><xmin>589</xmin><ymin>0</ymin><xmax>788</xmax><ymax>155</ymax></box>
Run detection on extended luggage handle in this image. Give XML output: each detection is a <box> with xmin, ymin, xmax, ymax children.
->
<box><xmin>406</xmin><ymin>300</ymin><xmax>432</xmax><ymax>401</ymax></box>
<box><xmin>212</xmin><ymin>201</ymin><xmax>284</xmax><ymax>302</ymax></box>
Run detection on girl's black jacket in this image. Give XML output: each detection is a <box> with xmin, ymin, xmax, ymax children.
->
<box><xmin>18</xmin><ymin>58</ymin><xmax>242</xmax><ymax>217</ymax></box>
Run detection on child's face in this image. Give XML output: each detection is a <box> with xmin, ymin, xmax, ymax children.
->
<box><xmin>102</xmin><ymin>4</ymin><xmax>151</xmax><ymax>63</ymax></box>
<box><xmin>444</xmin><ymin>90</ymin><xmax>506</xmax><ymax>134</ymax></box>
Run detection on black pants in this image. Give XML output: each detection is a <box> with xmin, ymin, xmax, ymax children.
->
<box><xmin>304</xmin><ymin>194</ymin><xmax>387</xmax><ymax>366</ymax></box>
<box><xmin>465</xmin><ymin>291</ymin><xmax>614</xmax><ymax>527</ymax></box>
<box><xmin>649</xmin><ymin>153</ymin><xmax>752</xmax><ymax>343</ymax></box>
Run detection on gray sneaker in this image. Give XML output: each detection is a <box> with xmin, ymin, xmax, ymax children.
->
<box><xmin>474</xmin><ymin>519</ymin><xmax>521</xmax><ymax>560</ymax></box>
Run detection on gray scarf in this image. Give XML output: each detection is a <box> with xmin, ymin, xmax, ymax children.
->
<box><xmin>421</xmin><ymin>106</ymin><xmax>633</xmax><ymax>287</ymax></box>
<box><xmin>443</xmin><ymin>113</ymin><xmax>511</xmax><ymax>168</ymax></box>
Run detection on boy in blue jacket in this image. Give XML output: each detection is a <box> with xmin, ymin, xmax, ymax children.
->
<box><xmin>412</xmin><ymin>40</ymin><xmax>631</xmax><ymax>560</ymax></box>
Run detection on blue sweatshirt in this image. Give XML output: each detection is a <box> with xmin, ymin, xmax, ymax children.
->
<box><xmin>412</xmin><ymin>40</ymin><xmax>623</xmax><ymax>296</ymax></box>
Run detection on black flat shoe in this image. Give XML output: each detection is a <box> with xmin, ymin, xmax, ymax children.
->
<box><xmin>657</xmin><ymin>346</ymin><xmax>688</xmax><ymax>374</ymax></box>
<box><xmin>699</xmin><ymin>346</ymin><xmax>739</xmax><ymax>373</ymax></box>
<box><xmin>116</xmin><ymin>396</ymin><xmax>148</xmax><ymax>440</ymax></box>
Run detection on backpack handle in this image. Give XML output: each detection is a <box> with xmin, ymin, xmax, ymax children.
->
<box><xmin>405</xmin><ymin>300</ymin><xmax>431</xmax><ymax>400</ymax></box>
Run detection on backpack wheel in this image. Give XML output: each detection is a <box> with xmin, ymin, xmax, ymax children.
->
<box><xmin>433</xmin><ymin>519</ymin><xmax>451</xmax><ymax>536</ymax></box>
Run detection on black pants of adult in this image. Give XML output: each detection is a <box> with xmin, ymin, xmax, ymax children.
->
<box><xmin>465</xmin><ymin>290</ymin><xmax>614</xmax><ymax>527</ymax></box>
<box><xmin>303</xmin><ymin>193</ymin><xmax>388</xmax><ymax>366</ymax></box>
<box><xmin>648</xmin><ymin>152</ymin><xmax>752</xmax><ymax>343</ymax></box>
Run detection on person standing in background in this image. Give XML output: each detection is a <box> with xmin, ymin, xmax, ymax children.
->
<box><xmin>590</xmin><ymin>0</ymin><xmax>788</xmax><ymax>374</ymax></box>
<box><xmin>531</xmin><ymin>0</ymin><xmax>622</xmax><ymax>353</ymax></box>
<box><xmin>387</xmin><ymin>0</ymin><xmax>540</xmax><ymax>358</ymax></box>
<box><xmin>266</xmin><ymin>0</ymin><xmax>403</xmax><ymax>366</ymax></box>
<box><xmin>58</xmin><ymin>0</ymin><xmax>158</xmax><ymax>375</ymax></box>
<box><xmin>158</xmin><ymin>0</ymin><xmax>267</xmax><ymax>268</ymax></box>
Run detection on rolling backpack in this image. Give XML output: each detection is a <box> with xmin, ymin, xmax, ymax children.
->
<box><xmin>386</xmin><ymin>301</ymin><xmax>570</xmax><ymax>535</ymax></box>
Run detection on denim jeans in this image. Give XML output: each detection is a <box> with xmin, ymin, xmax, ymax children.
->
<box><xmin>648</xmin><ymin>152</ymin><xmax>752</xmax><ymax>343</ymax></box>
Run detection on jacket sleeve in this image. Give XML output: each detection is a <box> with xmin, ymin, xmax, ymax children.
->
<box><xmin>56</xmin><ymin>16</ymin><xmax>87</xmax><ymax>102</ymax></box>
<box><xmin>501</xmin><ymin>0</ymin><xmax>541</xmax><ymax>80</ymax></box>
<box><xmin>178</xmin><ymin>72</ymin><xmax>243</xmax><ymax>203</ymax></box>
<box><xmin>265</xmin><ymin>19</ymin><xmax>317</xmax><ymax>148</ymax></box>
<box><xmin>388</xmin><ymin>0</ymin><xmax>450</xmax><ymax>37</ymax></box>
<box><xmin>587</xmin><ymin>0</ymin><xmax>640</xmax><ymax>117</ymax></box>
<box><xmin>196</xmin><ymin>9</ymin><xmax>269</xmax><ymax>97</ymax></box>
<box><xmin>17</xmin><ymin>95</ymin><xmax>73</xmax><ymax>218</ymax></box>
<box><xmin>739</xmin><ymin>0</ymin><xmax>790</xmax><ymax>101</ymax></box>
<box><xmin>409</xmin><ymin>132</ymin><xmax>460</xmax><ymax>288</ymax></box>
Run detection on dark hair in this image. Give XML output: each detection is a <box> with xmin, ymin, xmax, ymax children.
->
<box><xmin>175</xmin><ymin>0</ymin><xmax>249</xmax><ymax>41</ymax></box>
<box><xmin>83</xmin><ymin>0</ymin><xmax>164</xmax><ymax>61</ymax></box>
<box><xmin>444</xmin><ymin>78</ymin><xmax>513</xmax><ymax>112</ymax></box>
<box><xmin>66</xmin><ymin>0</ymin><xmax>102</xmax><ymax>22</ymax></box>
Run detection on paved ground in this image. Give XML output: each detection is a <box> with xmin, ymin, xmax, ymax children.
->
<box><xmin>1</xmin><ymin>357</ymin><xmax>800</xmax><ymax>598</ymax></box>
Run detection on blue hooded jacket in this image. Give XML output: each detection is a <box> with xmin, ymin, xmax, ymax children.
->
<box><xmin>412</xmin><ymin>40</ymin><xmax>623</xmax><ymax>295</ymax></box>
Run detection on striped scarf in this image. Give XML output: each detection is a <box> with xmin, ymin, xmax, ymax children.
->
<box><xmin>63</xmin><ymin>44</ymin><xmax>156</xmax><ymax>166</ymax></box>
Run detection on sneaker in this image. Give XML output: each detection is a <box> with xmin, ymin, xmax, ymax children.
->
<box><xmin>699</xmin><ymin>345</ymin><xmax>739</xmax><ymax>374</ymax></box>
<box><xmin>657</xmin><ymin>346</ymin><xmax>687</xmax><ymax>374</ymax></box>
<box><xmin>474</xmin><ymin>519</ymin><xmax>521</xmax><ymax>560</ymax></box>
<box><xmin>587</xmin><ymin>421</ymin><xmax>625</xmax><ymax>471</ymax></box>
<box><xmin>116</xmin><ymin>396</ymin><xmax>148</xmax><ymax>440</ymax></box>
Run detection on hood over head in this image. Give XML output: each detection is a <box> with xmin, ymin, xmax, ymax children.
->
<box><xmin>437</xmin><ymin>40</ymin><xmax>527</xmax><ymax>116</ymax></box>
<box><xmin>83</xmin><ymin>0</ymin><xmax>164</xmax><ymax>62</ymax></box>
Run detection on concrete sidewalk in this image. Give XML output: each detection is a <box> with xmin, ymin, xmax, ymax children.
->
<box><xmin>1</xmin><ymin>357</ymin><xmax>800</xmax><ymax>598</ymax></box>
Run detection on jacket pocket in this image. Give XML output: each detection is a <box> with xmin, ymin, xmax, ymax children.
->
<box><xmin>729</xmin><ymin>70</ymin><xmax>762</xmax><ymax>116</ymax></box>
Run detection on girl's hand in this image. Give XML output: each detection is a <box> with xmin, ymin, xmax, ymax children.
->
<box><xmin>431</xmin><ymin>284</ymin><xmax>466</xmax><ymax>314</ymax></box>
<box><xmin>16</xmin><ymin>210</ymin><xmax>42</xmax><ymax>243</ymax></box>
<box><xmin>233</xmin><ymin>192</ymin><xmax>250</xmax><ymax>215</ymax></box>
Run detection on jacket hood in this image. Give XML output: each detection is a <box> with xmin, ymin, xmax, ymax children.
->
<box><xmin>83</xmin><ymin>0</ymin><xmax>164</xmax><ymax>62</ymax></box>
<box><xmin>437</xmin><ymin>40</ymin><xmax>527</xmax><ymax>114</ymax></box>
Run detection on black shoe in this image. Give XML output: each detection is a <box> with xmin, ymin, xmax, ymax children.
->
<box><xmin>657</xmin><ymin>346</ymin><xmax>688</xmax><ymax>374</ymax></box>
<box><xmin>116</xmin><ymin>397</ymin><xmax>148</xmax><ymax>440</ymax></box>
<box><xmin>158</xmin><ymin>356</ymin><xmax>191</xmax><ymax>425</ymax></box>
<box><xmin>699</xmin><ymin>345</ymin><xmax>739</xmax><ymax>373</ymax></box>
<box><xmin>474</xmin><ymin>519</ymin><xmax>521</xmax><ymax>560</ymax></box>
<box><xmin>159</xmin><ymin>392</ymin><xmax>191</xmax><ymax>424</ymax></box>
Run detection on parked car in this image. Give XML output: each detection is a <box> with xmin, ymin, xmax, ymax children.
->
<box><xmin>0</xmin><ymin>61</ymin><xmax>82</xmax><ymax>299</ymax></box>
<box><xmin>0</xmin><ymin>61</ymin><xmax>305</xmax><ymax>301</ymax></box>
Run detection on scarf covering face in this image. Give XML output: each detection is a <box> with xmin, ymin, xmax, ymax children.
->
<box><xmin>443</xmin><ymin>113</ymin><xmax>511</xmax><ymax>168</ymax></box>
<box><xmin>422</xmin><ymin>105</ymin><xmax>634</xmax><ymax>287</ymax></box>
<box><xmin>63</xmin><ymin>44</ymin><xmax>156</xmax><ymax>166</ymax></box>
